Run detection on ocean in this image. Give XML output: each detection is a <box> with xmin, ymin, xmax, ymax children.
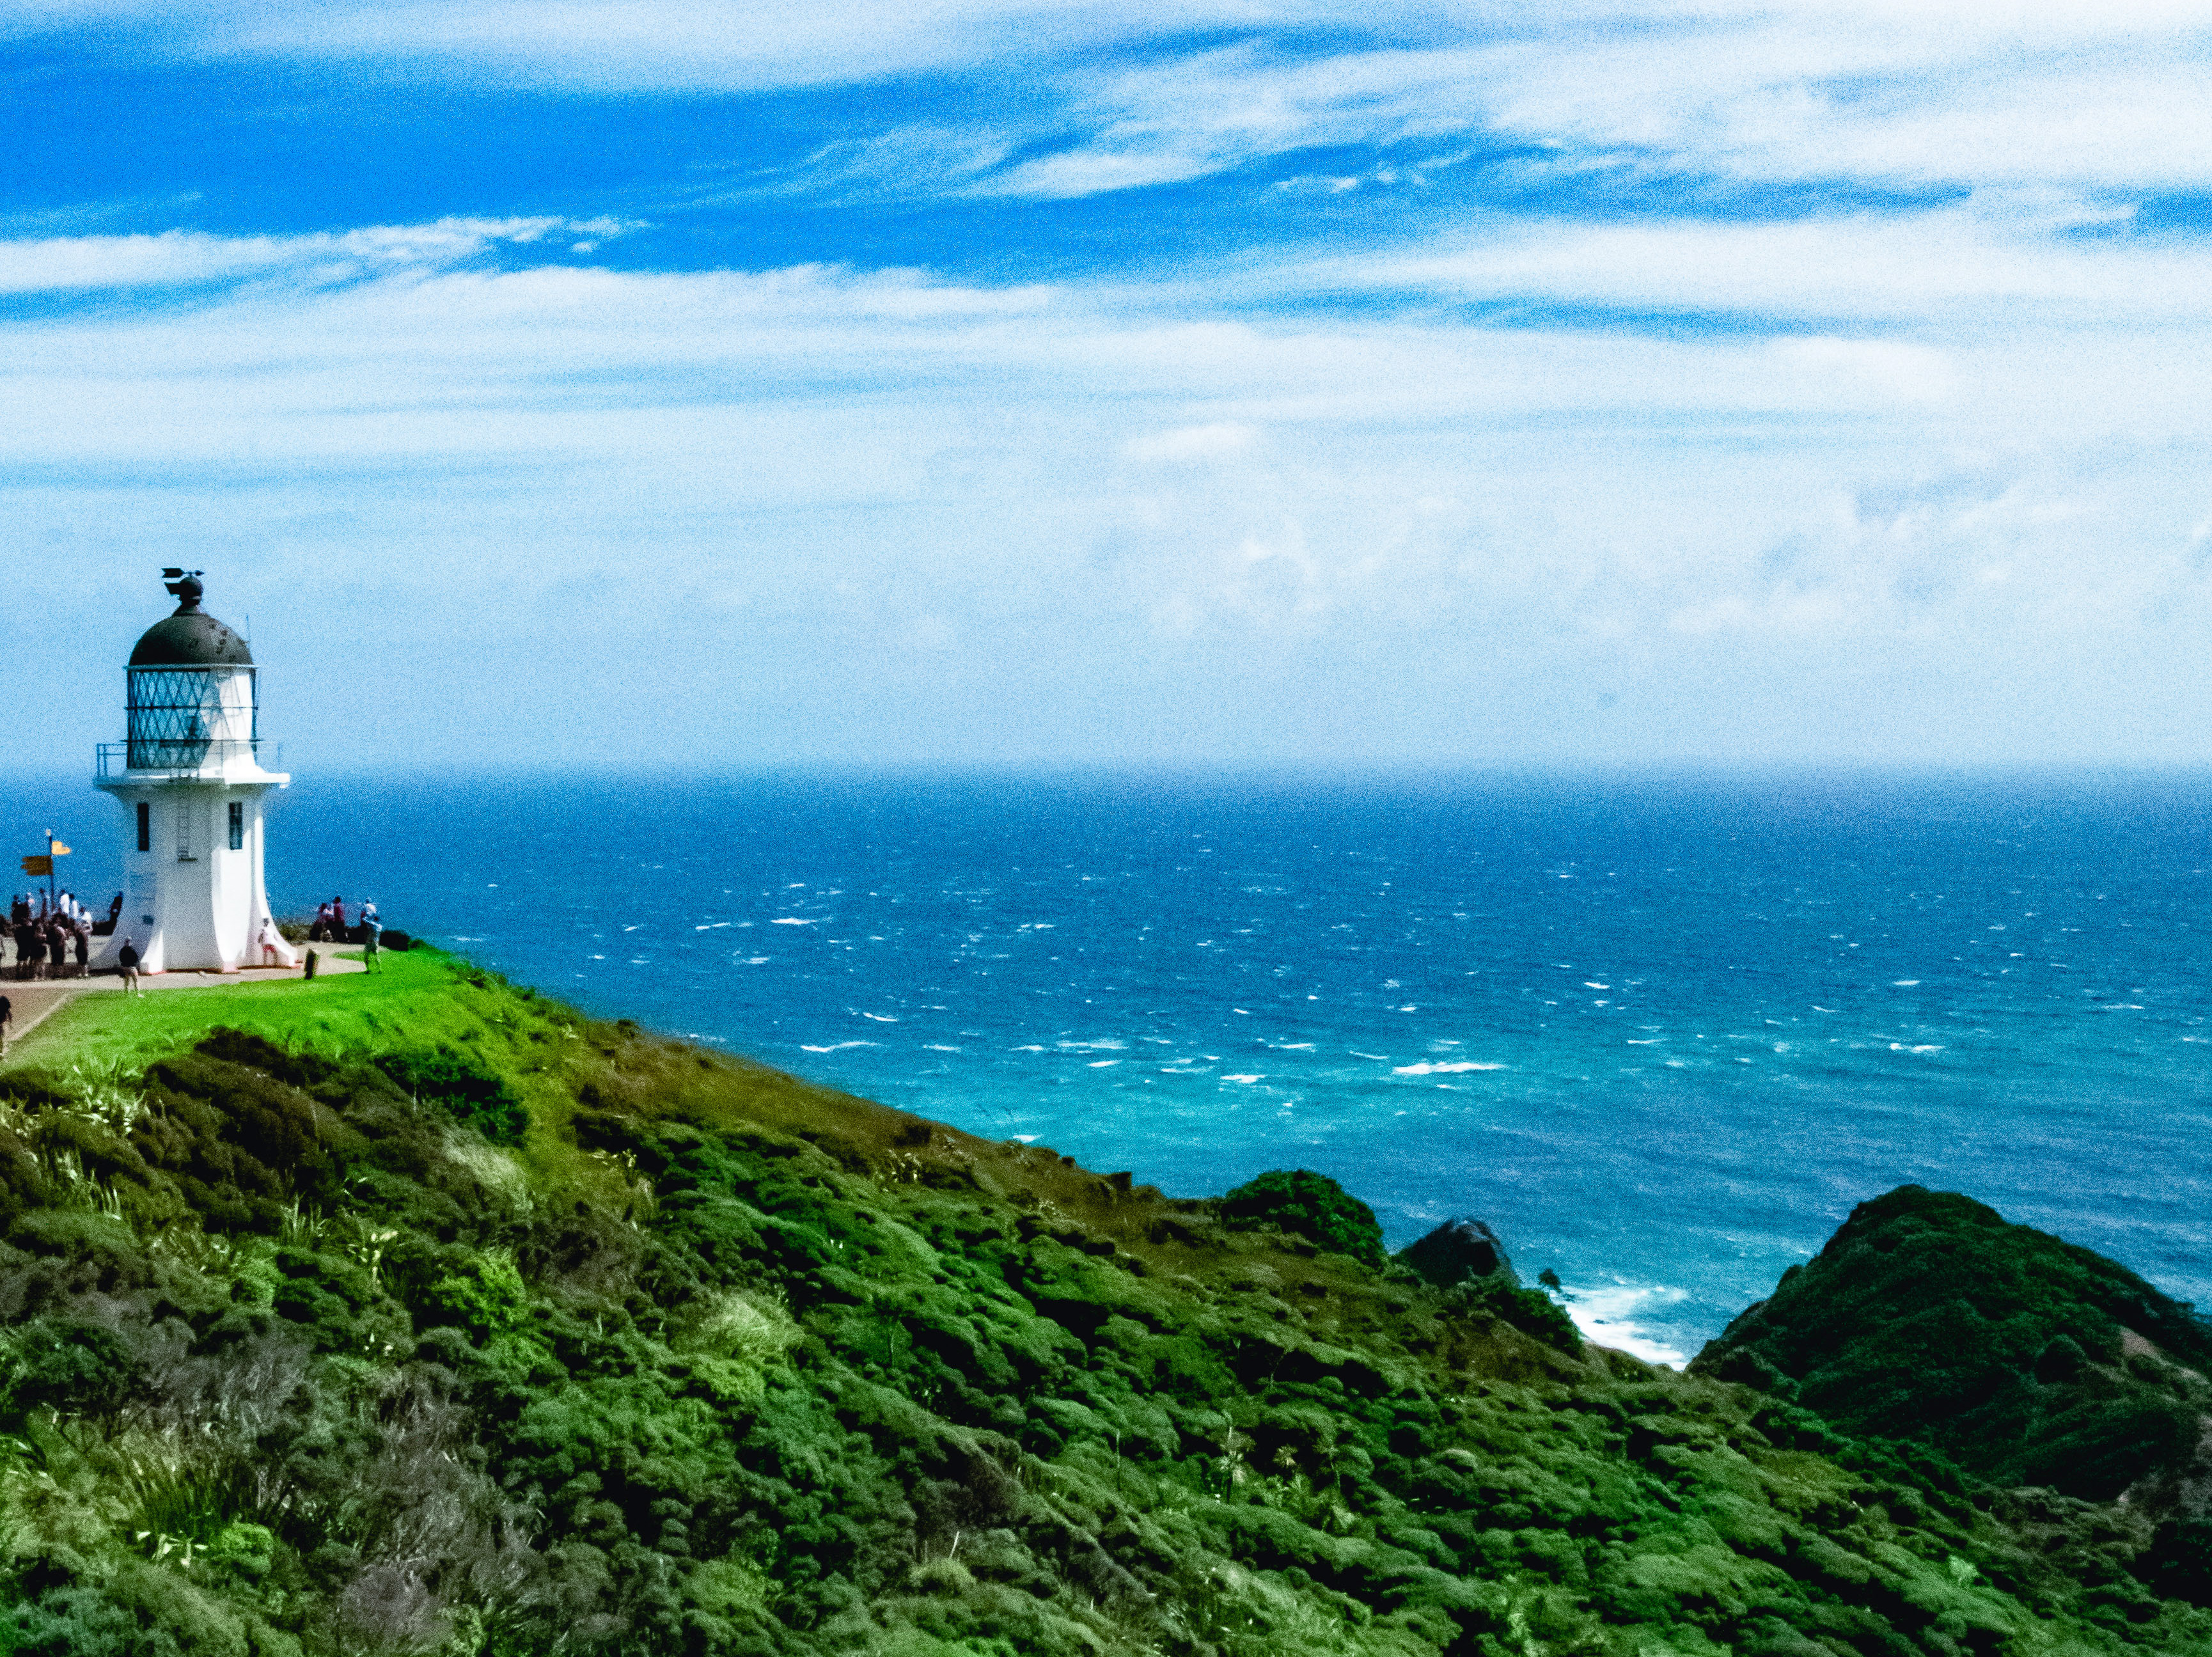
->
<box><xmin>9</xmin><ymin>768</ymin><xmax>2209</xmax><ymax>1363</ymax></box>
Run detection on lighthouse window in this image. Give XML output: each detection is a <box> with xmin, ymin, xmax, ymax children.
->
<box><xmin>228</xmin><ymin>802</ymin><xmax>244</xmax><ymax>851</ymax></box>
<box><xmin>136</xmin><ymin>803</ymin><xmax>150</xmax><ymax>852</ymax></box>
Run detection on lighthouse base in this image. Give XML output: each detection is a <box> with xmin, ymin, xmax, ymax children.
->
<box><xmin>93</xmin><ymin>770</ymin><xmax>293</xmax><ymax>976</ymax></box>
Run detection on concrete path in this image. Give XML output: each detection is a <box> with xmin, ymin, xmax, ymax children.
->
<box><xmin>0</xmin><ymin>984</ymin><xmax>84</xmax><ymax>1050</ymax></box>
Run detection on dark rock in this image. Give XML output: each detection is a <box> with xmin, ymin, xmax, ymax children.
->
<box><xmin>1399</xmin><ymin>1218</ymin><xmax>1521</xmax><ymax>1291</ymax></box>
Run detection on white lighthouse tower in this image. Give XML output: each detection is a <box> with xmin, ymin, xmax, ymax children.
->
<box><xmin>93</xmin><ymin>571</ymin><xmax>296</xmax><ymax>975</ymax></box>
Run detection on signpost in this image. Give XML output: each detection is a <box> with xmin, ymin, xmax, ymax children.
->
<box><xmin>19</xmin><ymin>833</ymin><xmax>68</xmax><ymax>910</ymax></box>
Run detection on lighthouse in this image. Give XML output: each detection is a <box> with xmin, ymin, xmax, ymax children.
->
<box><xmin>93</xmin><ymin>572</ymin><xmax>296</xmax><ymax>975</ymax></box>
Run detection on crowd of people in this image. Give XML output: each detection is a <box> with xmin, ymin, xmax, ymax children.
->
<box><xmin>0</xmin><ymin>890</ymin><xmax>386</xmax><ymax>982</ymax></box>
<box><xmin>8</xmin><ymin>891</ymin><xmax>97</xmax><ymax>981</ymax></box>
<box><xmin>309</xmin><ymin>896</ymin><xmax>386</xmax><ymax>970</ymax></box>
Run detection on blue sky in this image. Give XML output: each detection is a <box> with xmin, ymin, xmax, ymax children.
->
<box><xmin>6</xmin><ymin>1</ymin><xmax>2212</xmax><ymax>769</ymax></box>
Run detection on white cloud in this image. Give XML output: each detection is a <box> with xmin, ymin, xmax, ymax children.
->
<box><xmin>0</xmin><ymin>218</ymin><xmax>617</xmax><ymax>295</ymax></box>
<box><xmin>1312</xmin><ymin>206</ymin><xmax>2212</xmax><ymax>329</ymax></box>
<box><xmin>1124</xmin><ymin>423</ymin><xmax>1260</xmax><ymax>462</ymax></box>
<box><xmin>17</xmin><ymin>3</ymin><xmax>2212</xmax><ymax>205</ymax></box>
<box><xmin>797</xmin><ymin>15</ymin><xmax>2212</xmax><ymax>205</ymax></box>
<box><xmin>7</xmin><ymin>212</ymin><xmax>2212</xmax><ymax>766</ymax></box>
<box><xmin>4</xmin><ymin>0</ymin><xmax>1321</xmax><ymax>90</ymax></box>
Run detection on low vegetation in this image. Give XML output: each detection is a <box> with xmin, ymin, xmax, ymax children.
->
<box><xmin>0</xmin><ymin>955</ymin><xmax>2201</xmax><ymax>1654</ymax></box>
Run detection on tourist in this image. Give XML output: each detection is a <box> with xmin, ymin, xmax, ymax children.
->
<box><xmin>311</xmin><ymin>901</ymin><xmax>333</xmax><ymax>941</ymax></box>
<box><xmin>8</xmin><ymin>896</ymin><xmax>24</xmax><ymax>928</ymax></box>
<box><xmin>331</xmin><ymin>896</ymin><xmax>347</xmax><ymax>938</ymax></box>
<box><xmin>360</xmin><ymin>904</ymin><xmax>384</xmax><ymax>972</ymax></box>
<box><xmin>10</xmin><ymin>921</ymin><xmax>27</xmax><ymax>981</ymax></box>
<box><xmin>117</xmin><ymin>937</ymin><xmax>141</xmax><ymax>995</ymax></box>
<box><xmin>258</xmin><ymin>918</ymin><xmax>280</xmax><ymax>967</ymax></box>
<box><xmin>48</xmin><ymin>920</ymin><xmax>69</xmax><ymax>980</ymax></box>
<box><xmin>73</xmin><ymin>923</ymin><xmax>90</xmax><ymax>978</ymax></box>
<box><xmin>22</xmin><ymin>926</ymin><xmax>44</xmax><ymax>982</ymax></box>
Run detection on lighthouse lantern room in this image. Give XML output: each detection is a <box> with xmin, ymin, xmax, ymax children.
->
<box><xmin>94</xmin><ymin>571</ymin><xmax>296</xmax><ymax>974</ymax></box>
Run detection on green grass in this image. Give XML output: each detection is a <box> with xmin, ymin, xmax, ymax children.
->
<box><xmin>3</xmin><ymin>947</ymin><xmax>510</xmax><ymax>1074</ymax></box>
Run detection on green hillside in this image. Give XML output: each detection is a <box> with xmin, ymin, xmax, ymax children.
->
<box><xmin>1691</xmin><ymin>1185</ymin><xmax>2212</xmax><ymax>1500</ymax></box>
<box><xmin>0</xmin><ymin>955</ymin><xmax>2204</xmax><ymax>1654</ymax></box>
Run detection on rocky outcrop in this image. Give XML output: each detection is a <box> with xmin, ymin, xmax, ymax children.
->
<box><xmin>1691</xmin><ymin>1184</ymin><xmax>2212</xmax><ymax>1507</ymax></box>
<box><xmin>1399</xmin><ymin>1216</ymin><xmax>1521</xmax><ymax>1291</ymax></box>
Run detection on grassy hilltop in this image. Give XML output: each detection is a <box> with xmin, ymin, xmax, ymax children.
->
<box><xmin>0</xmin><ymin>952</ymin><xmax>2204</xmax><ymax>1655</ymax></box>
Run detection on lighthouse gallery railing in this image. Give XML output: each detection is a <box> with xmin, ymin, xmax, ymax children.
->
<box><xmin>97</xmin><ymin>740</ymin><xmax>272</xmax><ymax>779</ymax></box>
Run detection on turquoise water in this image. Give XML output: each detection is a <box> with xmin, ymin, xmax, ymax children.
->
<box><xmin>12</xmin><ymin>769</ymin><xmax>2209</xmax><ymax>1360</ymax></box>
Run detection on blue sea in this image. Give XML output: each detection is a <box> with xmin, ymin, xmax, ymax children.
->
<box><xmin>10</xmin><ymin>769</ymin><xmax>2210</xmax><ymax>1362</ymax></box>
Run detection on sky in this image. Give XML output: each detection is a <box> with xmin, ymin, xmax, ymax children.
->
<box><xmin>6</xmin><ymin>1</ymin><xmax>2212</xmax><ymax>771</ymax></box>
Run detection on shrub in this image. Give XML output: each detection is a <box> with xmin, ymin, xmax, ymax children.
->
<box><xmin>0</xmin><ymin>1317</ymin><xmax>144</xmax><ymax>1426</ymax></box>
<box><xmin>1447</xmin><ymin>1276</ymin><xmax>1584</xmax><ymax>1355</ymax></box>
<box><xmin>1215</xmin><ymin>1170</ymin><xmax>1384</xmax><ymax>1268</ymax></box>
<box><xmin>418</xmin><ymin>1247</ymin><xmax>531</xmax><ymax>1342</ymax></box>
<box><xmin>676</xmin><ymin>1288</ymin><xmax>801</xmax><ymax>1367</ymax></box>
<box><xmin>376</xmin><ymin>1048</ymin><xmax>528</xmax><ymax>1144</ymax></box>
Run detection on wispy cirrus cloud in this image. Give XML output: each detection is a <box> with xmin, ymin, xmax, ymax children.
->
<box><xmin>18</xmin><ymin>3</ymin><xmax>2212</xmax><ymax>206</ymax></box>
<box><xmin>5</xmin><ymin>0</ymin><xmax>1337</xmax><ymax>90</ymax></box>
<box><xmin>1297</xmin><ymin>203</ymin><xmax>2212</xmax><ymax>329</ymax></box>
<box><xmin>0</xmin><ymin>217</ymin><xmax>634</xmax><ymax>296</ymax></box>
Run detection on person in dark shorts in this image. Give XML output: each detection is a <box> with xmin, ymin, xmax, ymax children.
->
<box><xmin>118</xmin><ymin>938</ymin><xmax>141</xmax><ymax>995</ymax></box>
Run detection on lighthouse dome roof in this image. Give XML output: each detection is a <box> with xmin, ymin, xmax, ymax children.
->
<box><xmin>129</xmin><ymin>576</ymin><xmax>252</xmax><ymax>667</ymax></box>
